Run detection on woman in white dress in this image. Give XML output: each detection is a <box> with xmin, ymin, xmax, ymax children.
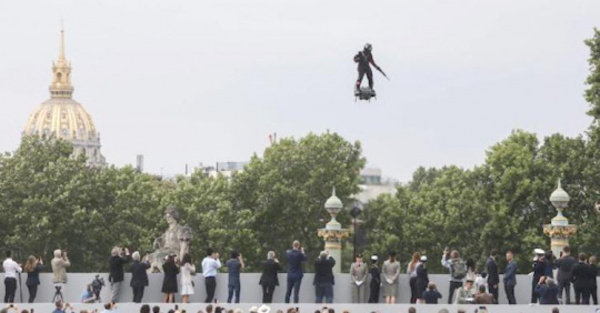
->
<box><xmin>180</xmin><ymin>253</ymin><xmax>196</xmax><ymax>303</ymax></box>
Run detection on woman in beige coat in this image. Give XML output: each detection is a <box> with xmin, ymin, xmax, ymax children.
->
<box><xmin>382</xmin><ymin>251</ymin><xmax>400</xmax><ymax>303</ymax></box>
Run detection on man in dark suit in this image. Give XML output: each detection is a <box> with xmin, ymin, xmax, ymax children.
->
<box><xmin>486</xmin><ymin>249</ymin><xmax>499</xmax><ymax>303</ymax></box>
<box><xmin>555</xmin><ymin>245</ymin><xmax>577</xmax><ymax>304</ymax></box>
<box><xmin>109</xmin><ymin>246</ymin><xmax>131</xmax><ymax>302</ymax></box>
<box><xmin>129</xmin><ymin>251</ymin><xmax>150</xmax><ymax>303</ymax></box>
<box><xmin>285</xmin><ymin>240</ymin><xmax>307</xmax><ymax>303</ymax></box>
<box><xmin>572</xmin><ymin>253</ymin><xmax>592</xmax><ymax>304</ymax></box>
<box><xmin>259</xmin><ymin>251</ymin><xmax>281</xmax><ymax>304</ymax></box>
<box><xmin>531</xmin><ymin>249</ymin><xmax>547</xmax><ymax>303</ymax></box>
<box><xmin>503</xmin><ymin>250</ymin><xmax>518</xmax><ymax>304</ymax></box>
<box><xmin>313</xmin><ymin>250</ymin><xmax>336</xmax><ymax>304</ymax></box>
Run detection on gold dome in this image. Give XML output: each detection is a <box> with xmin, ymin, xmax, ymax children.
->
<box><xmin>24</xmin><ymin>98</ymin><xmax>99</xmax><ymax>141</ymax></box>
<box><xmin>23</xmin><ymin>28</ymin><xmax>105</xmax><ymax>165</ymax></box>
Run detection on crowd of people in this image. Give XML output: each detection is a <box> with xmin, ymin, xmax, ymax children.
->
<box><xmin>0</xmin><ymin>243</ymin><xmax>598</xmax><ymax>307</ymax></box>
<box><xmin>401</xmin><ymin>246</ymin><xmax>598</xmax><ymax>306</ymax></box>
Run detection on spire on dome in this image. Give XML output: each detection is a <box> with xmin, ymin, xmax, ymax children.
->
<box><xmin>59</xmin><ymin>26</ymin><xmax>66</xmax><ymax>61</ymax></box>
<box><xmin>50</xmin><ymin>26</ymin><xmax>74</xmax><ymax>99</ymax></box>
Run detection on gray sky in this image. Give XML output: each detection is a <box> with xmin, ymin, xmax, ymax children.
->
<box><xmin>0</xmin><ymin>0</ymin><xmax>598</xmax><ymax>182</ymax></box>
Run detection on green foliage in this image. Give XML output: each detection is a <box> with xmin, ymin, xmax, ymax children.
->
<box><xmin>585</xmin><ymin>28</ymin><xmax>600</xmax><ymax>121</ymax></box>
<box><xmin>231</xmin><ymin>132</ymin><xmax>366</xmax><ymax>270</ymax></box>
<box><xmin>161</xmin><ymin>172</ymin><xmax>259</xmax><ymax>270</ymax></box>
<box><xmin>0</xmin><ymin>132</ymin><xmax>365</xmax><ymax>272</ymax></box>
<box><xmin>0</xmin><ymin>136</ymin><xmax>171</xmax><ymax>271</ymax></box>
<box><xmin>363</xmin><ymin>128</ymin><xmax>600</xmax><ymax>274</ymax></box>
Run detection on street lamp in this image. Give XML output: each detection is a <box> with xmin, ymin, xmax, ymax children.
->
<box><xmin>350</xmin><ymin>204</ymin><xmax>362</xmax><ymax>257</ymax></box>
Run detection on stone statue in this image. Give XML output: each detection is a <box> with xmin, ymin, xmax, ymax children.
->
<box><xmin>146</xmin><ymin>206</ymin><xmax>192</xmax><ymax>272</ymax></box>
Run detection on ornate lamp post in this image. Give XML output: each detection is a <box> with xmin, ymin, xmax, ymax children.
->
<box><xmin>350</xmin><ymin>204</ymin><xmax>362</xmax><ymax>258</ymax></box>
<box><xmin>543</xmin><ymin>180</ymin><xmax>577</xmax><ymax>257</ymax></box>
<box><xmin>318</xmin><ymin>187</ymin><xmax>349</xmax><ymax>273</ymax></box>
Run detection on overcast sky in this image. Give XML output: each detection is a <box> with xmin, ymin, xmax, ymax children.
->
<box><xmin>0</xmin><ymin>0</ymin><xmax>599</xmax><ymax>181</ymax></box>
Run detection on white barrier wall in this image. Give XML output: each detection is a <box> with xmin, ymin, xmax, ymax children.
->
<box><xmin>1</xmin><ymin>273</ymin><xmax>595</xmax><ymax>305</ymax></box>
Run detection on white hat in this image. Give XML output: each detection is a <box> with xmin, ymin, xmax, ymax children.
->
<box><xmin>534</xmin><ymin>248</ymin><xmax>545</xmax><ymax>255</ymax></box>
<box><xmin>371</xmin><ymin>255</ymin><xmax>378</xmax><ymax>261</ymax></box>
<box><xmin>420</xmin><ymin>256</ymin><xmax>428</xmax><ymax>262</ymax></box>
<box><xmin>258</xmin><ymin>304</ymin><xmax>271</xmax><ymax>313</ymax></box>
<box><xmin>249</xmin><ymin>306</ymin><xmax>259</xmax><ymax>313</ymax></box>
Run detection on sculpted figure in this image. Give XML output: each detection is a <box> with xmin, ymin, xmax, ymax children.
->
<box><xmin>146</xmin><ymin>206</ymin><xmax>192</xmax><ymax>272</ymax></box>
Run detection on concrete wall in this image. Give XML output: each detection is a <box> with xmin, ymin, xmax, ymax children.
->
<box><xmin>3</xmin><ymin>273</ymin><xmax>594</xmax><ymax>305</ymax></box>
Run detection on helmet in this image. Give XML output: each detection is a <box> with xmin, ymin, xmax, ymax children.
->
<box><xmin>364</xmin><ymin>43</ymin><xmax>372</xmax><ymax>51</ymax></box>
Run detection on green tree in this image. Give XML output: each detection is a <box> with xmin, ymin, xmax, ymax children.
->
<box><xmin>231</xmin><ymin>132</ymin><xmax>366</xmax><ymax>270</ymax></box>
<box><xmin>585</xmin><ymin>28</ymin><xmax>600</xmax><ymax>121</ymax></box>
<box><xmin>577</xmin><ymin>28</ymin><xmax>600</xmax><ymax>255</ymax></box>
<box><xmin>0</xmin><ymin>136</ymin><xmax>91</xmax><ymax>269</ymax></box>
<box><xmin>160</xmin><ymin>172</ymin><xmax>259</xmax><ymax>270</ymax></box>
<box><xmin>0</xmin><ymin>136</ymin><xmax>167</xmax><ymax>271</ymax></box>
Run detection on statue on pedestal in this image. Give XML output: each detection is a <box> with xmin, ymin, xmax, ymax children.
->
<box><xmin>146</xmin><ymin>206</ymin><xmax>192</xmax><ymax>272</ymax></box>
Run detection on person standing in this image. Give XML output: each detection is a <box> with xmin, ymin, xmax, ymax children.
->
<box><xmin>368</xmin><ymin>255</ymin><xmax>381</xmax><ymax>303</ymax></box>
<box><xmin>406</xmin><ymin>252</ymin><xmax>421</xmax><ymax>304</ymax></box>
<box><xmin>130</xmin><ymin>251</ymin><xmax>150</xmax><ymax>303</ymax></box>
<box><xmin>161</xmin><ymin>254</ymin><xmax>180</xmax><ymax>303</ymax></box>
<box><xmin>313</xmin><ymin>251</ymin><xmax>335</xmax><ymax>304</ymax></box>
<box><xmin>531</xmin><ymin>248</ymin><xmax>548</xmax><ymax>303</ymax></box>
<box><xmin>3</xmin><ymin>250</ymin><xmax>22</xmax><ymax>303</ymax></box>
<box><xmin>24</xmin><ymin>255</ymin><xmax>43</xmax><ymax>303</ymax></box>
<box><xmin>353</xmin><ymin>43</ymin><xmax>385</xmax><ymax>93</ymax></box>
<box><xmin>51</xmin><ymin>249</ymin><xmax>71</xmax><ymax>300</ymax></box>
<box><xmin>349</xmin><ymin>253</ymin><xmax>368</xmax><ymax>303</ymax></box>
<box><xmin>180</xmin><ymin>253</ymin><xmax>196</xmax><ymax>303</ymax></box>
<box><xmin>589</xmin><ymin>255</ymin><xmax>598</xmax><ymax>305</ymax></box>
<box><xmin>202</xmin><ymin>248</ymin><xmax>222</xmax><ymax>303</ymax></box>
<box><xmin>474</xmin><ymin>272</ymin><xmax>488</xmax><ymax>294</ymax></box>
<box><xmin>555</xmin><ymin>245</ymin><xmax>577</xmax><ymax>304</ymax></box>
<box><xmin>259</xmin><ymin>251</ymin><xmax>281</xmax><ymax>304</ymax></box>
<box><xmin>441</xmin><ymin>248</ymin><xmax>466</xmax><ymax>304</ymax></box>
<box><xmin>572</xmin><ymin>252</ymin><xmax>591</xmax><ymax>305</ymax></box>
<box><xmin>503</xmin><ymin>250</ymin><xmax>518</xmax><ymax>304</ymax></box>
<box><xmin>544</xmin><ymin>251</ymin><xmax>555</xmax><ymax>279</ymax></box>
<box><xmin>284</xmin><ymin>240</ymin><xmax>307</xmax><ymax>304</ymax></box>
<box><xmin>382</xmin><ymin>251</ymin><xmax>400</xmax><ymax>304</ymax></box>
<box><xmin>226</xmin><ymin>251</ymin><xmax>244</xmax><ymax>303</ymax></box>
<box><xmin>465</xmin><ymin>258</ymin><xmax>477</xmax><ymax>282</ymax></box>
<box><xmin>485</xmin><ymin>249</ymin><xmax>499</xmax><ymax>304</ymax></box>
<box><xmin>108</xmin><ymin>246</ymin><xmax>131</xmax><ymax>303</ymax></box>
<box><xmin>415</xmin><ymin>256</ymin><xmax>429</xmax><ymax>303</ymax></box>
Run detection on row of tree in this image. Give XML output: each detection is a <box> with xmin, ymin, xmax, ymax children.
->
<box><xmin>0</xmin><ymin>132</ymin><xmax>364</xmax><ymax>272</ymax></box>
<box><xmin>0</xmin><ymin>28</ymin><xmax>598</xmax><ymax>273</ymax></box>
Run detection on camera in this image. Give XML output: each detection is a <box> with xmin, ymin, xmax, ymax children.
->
<box><xmin>91</xmin><ymin>275</ymin><xmax>105</xmax><ymax>296</ymax></box>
